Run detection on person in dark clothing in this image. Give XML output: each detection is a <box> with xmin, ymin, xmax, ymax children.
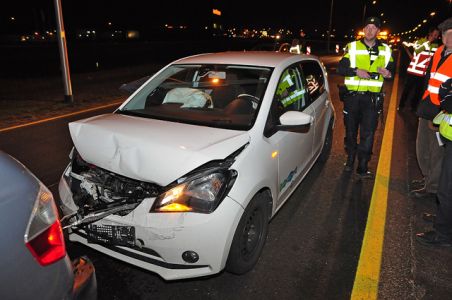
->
<box><xmin>398</xmin><ymin>27</ymin><xmax>440</xmax><ymax>112</ymax></box>
<box><xmin>337</xmin><ymin>17</ymin><xmax>394</xmax><ymax>178</ymax></box>
<box><xmin>416</xmin><ymin>17</ymin><xmax>452</xmax><ymax>247</ymax></box>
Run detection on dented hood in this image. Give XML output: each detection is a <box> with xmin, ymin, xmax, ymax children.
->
<box><xmin>69</xmin><ymin>113</ymin><xmax>250</xmax><ymax>186</ymax></box>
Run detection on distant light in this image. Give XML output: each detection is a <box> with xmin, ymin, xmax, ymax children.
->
<box><xmin>372</xmin><ymin>0</ymin><xmax>376</xmax><ymax>4</ymax></box>
<box><xmin>430</xmin><ymin>12</ymin><xmax>436</xmax><ymax>17</ymax></box>
<box><xmin>380</xmin><ymin>13</ymin><xmax>384</xmax><ymax>17</ymax></box>
<box><xmin>205</xmin><ymin>26</ymin><xmax>208</xmax><ymax>30</ymax></box>
<box><xmin>34</xmin><ymin>32</ymin><xmax>39</xmax><ymax>36</ymax></box>
<box><xmin>108</xmin><ymin>22</ymin><xmax>112</xmax><ymax>26</ymax></box>
<box><xmin>271</xmin><ymin>151</ymin><xmax>278</xmax><ymax>159</ymax></box>
<box><xmin>423</xmin><ymin>19</ymin><xmax>427</xmax><ymax>23</ymax></box>
<box><xmin>10</xmin><ymin>16</ymin><xmax>15</xmax><ymax>21</ymax></box>
<box><xmin>212</xmin><ymin>9</ymin><xmax>222</xmax><ymax>16</ymax></box>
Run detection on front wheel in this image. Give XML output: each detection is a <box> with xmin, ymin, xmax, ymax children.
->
<box><xmin>226</xmin><ymin>191</ymin><xmax>270</xmax><ymax>274</ymax></box>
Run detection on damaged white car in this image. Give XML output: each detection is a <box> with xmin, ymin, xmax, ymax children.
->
<box><xmin>58</xmin><ymin>51</ymin><xmax>335</xmax><ymax>280</ymax></box>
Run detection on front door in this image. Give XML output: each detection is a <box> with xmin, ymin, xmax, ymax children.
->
<box><xmin>265</xmin><ymin>64</ymin><xmax>315</xmax><ymax>207</ymax></box>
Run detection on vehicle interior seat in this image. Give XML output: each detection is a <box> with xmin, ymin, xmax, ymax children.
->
<box><xmin>224</xmin><ymin>97</ymin><xmax>254</xmax><ymax>115</ymax></box>
<box><xmin>209</xmin><ymin>73</ymin><xmax>245</xmax><ymax>109</ymax></box>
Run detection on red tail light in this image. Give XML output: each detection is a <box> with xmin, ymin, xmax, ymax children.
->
<box><xmin>26</xmin><ymin>220</ymin><xmax>66</xmax><ymax>266</ymax></box>
<box><xmin>24</xmin><ymin>185</ymin><xmax>66</xmax><ymax>266</ymax></box>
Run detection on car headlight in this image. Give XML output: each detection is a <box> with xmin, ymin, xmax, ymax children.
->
<box><xmin>151</xmin><ymin>168</ymin><xmax>237</xmax><ymax>213</ymax></box>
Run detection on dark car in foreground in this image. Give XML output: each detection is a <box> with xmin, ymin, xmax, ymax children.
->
<box><xmin>0</xmin><ymin>151</ymin><xmax>97</xmax><ymax>300</ymax></box>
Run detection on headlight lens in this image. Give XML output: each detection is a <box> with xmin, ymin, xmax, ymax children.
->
<box><xmin>152</xmin><ymin>169</ymin><xmax>236</xmax><ymax>213</ymax></box>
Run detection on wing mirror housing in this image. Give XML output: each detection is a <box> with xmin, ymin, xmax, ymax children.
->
<box><xmin>278</xmin><ymin>111</ymin><xmax>313</xmax><ymax>133</ymax></box>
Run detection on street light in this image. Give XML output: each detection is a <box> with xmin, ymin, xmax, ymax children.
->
<box><xmin>327</xmin><ymin>0</ymin><xmax>334</xmax><ymax>53</ymax></box>
<box><xmin>53</xmin><ymin>0</ymin><xmax>73</xmax><ymax>103</ymax></box>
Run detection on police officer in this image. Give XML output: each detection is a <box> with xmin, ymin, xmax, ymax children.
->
<box><xmin>398</xmin><ymin>27</ymin><xmax>440</xmax><ymax>111</ymax></box>
<box><xmin>416</xmin><ymin>17</ymin><xmax>452</xmax><ymax>247</ymax></box>
<box><xmin>338</xmin><ymin>17</ymin><xmax>394</xmax><ymax>178</ymax></box>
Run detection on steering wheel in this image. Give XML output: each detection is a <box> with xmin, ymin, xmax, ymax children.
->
<box><xmin>237</xmin><ymin>94</ymin><xmax>260</xmax><ymax>108</ymax></box>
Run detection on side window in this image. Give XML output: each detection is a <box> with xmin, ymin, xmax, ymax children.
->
<box><xmin>273</xmin><ymin>65</ymin><xmax>308</xmax><ymax>116</ymax></box>
<box><xmin>265</xmin><ymin>64</ymin><xmax>309</xmax><ymax>136</ymax></box>
<box><xmin>300</xmin><ymin>61</ymin><xmax>325</xmax><ymax>101</ymax></box>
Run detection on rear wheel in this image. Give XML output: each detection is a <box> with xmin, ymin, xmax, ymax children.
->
<box><xmin>226</xmin><ymin>191</ymin><xmax>270</xmax><ymax>274</ymax></box>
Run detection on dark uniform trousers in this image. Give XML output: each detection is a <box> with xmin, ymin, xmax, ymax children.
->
<box><xmin>343</xmin><ymin>93</ymin><xmax>379</xmax><ymax>172</ymax></box>
<box><xmin>416</xmin><ymin>118</ymin><xmax>444</xmax><ymax>193</ymax></box>
<box><xmin>434</xmin><ymin>139</ymin><xmax>452</xmax><ymax>239</ymax></box>
<box><xmin>399</xmin><ymin>74</ymin><xmax>424</xmax><ymax>111</ymax></box>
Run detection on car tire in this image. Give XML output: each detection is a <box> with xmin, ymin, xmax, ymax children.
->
<box><xmin>226</xmin><ymin>191</ymin><xmax>270</xmax><ymax>275</ymax></box>
<box><xmin>318</xmin><ymin>118</ymin><xmax>334</xmax><ymax>163</ymax></box>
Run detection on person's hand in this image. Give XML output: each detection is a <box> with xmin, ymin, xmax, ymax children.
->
<box><xmin>377</xmin><ymin>67</ymin><xmax>391</xmax><ymax>78</ymax></box>
<box><xmin>356</xmin><ymin>69</ymin><xmax>371</xmax><ymax>79</ymax></box>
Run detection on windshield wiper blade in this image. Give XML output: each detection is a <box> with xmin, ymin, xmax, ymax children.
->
<box><xmin>211</xmin><ymin>118</ymin><xmax>233</xmax><ymax>124</ymax></box>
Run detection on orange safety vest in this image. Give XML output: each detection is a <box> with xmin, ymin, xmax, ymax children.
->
<box><xmin>422</xmin><ymin>45</ymin><xmax>452</xmax><ymax>106</ymax></box>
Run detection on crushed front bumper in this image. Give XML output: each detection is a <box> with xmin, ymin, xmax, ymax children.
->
<box><xmin>59</xmin><ymin>177</ymin><xmax>243</xmax><ymax>280</ymax></box>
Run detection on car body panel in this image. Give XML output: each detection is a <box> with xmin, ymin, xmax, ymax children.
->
<box><xmin>0</xmin><ymin>151</ymin><xmax>96</xmax><ymax>300</ymax></box>
<box><xmin>69</xmin><ymin>113</ymin><xmax>250</xmax><ymax>186</ymax></box>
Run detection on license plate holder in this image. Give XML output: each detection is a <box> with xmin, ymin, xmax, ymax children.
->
<box><xmin>87</xmin><ymin>224</ymin><xmax>135</xmax><ymax>247</ymax></box>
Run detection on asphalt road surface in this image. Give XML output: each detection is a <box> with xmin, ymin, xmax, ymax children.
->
<box><xmin>1</xmin><ymin>55</ymin><xmax>451</xmax><ymax>299</ymax></box>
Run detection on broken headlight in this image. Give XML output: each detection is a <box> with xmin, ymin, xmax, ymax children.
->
<box><xmin>151</xmin><ymin>168</ymin><xmax>237</xmax><ymax>214</ymax></box>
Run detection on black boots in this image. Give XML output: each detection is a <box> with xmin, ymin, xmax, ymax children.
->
<box><xmin>344</xmin><ymin>155</ymin><xmax>355</xmax><ymax>172</ymax></box>
<box><xmin>356</xmin><ymin>159</ymin><xmax>374</xmax><ymax>179</ymax></box>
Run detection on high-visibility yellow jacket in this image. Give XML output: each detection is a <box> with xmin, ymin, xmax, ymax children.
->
<box><xmin>343</xmin><ymin>40</ymin><xmax>392</xmax><ymax>93</ymax></box>
<box><xmin>433</xmin><ymin>111</ymin><xmax>452</xmax><ymax>141</ymax></box>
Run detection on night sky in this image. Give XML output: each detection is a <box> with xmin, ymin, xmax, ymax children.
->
<box><xmin>1</xmin><ymin>0</ymin><xmax>451</xmax><ymax>36</ymax></box>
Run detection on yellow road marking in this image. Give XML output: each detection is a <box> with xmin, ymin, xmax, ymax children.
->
<box><xmin>0</xmin><ymin>101</ymin><xmax>122</xmax><ymax>133</ymax></box>
<box><xmin>351</xmin><ymin>54</ymin><xmax>400</xmax><ymax>299</ymax></box>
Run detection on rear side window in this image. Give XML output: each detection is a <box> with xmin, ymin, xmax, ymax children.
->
<box><xmin>300</xmin><ymin>61</ymin><xmax>325</xmax><ymax>101</ymax></box>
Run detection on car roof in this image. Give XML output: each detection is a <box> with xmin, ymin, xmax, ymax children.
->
<box><xmin>172</xmin><ymin>51</ymin><xmax>315</xmax><ymax>68</ymax></box>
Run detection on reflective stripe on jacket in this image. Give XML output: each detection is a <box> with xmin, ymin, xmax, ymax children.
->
<box><xmin>406</xmin><ymin>38</ymin><xmax>438</xmax><ymax>76</ymax></box>
<box><xmin>422</xmin><ymin>45</ymin><xmax>452</xmax><ymax>106</ymax></box>
<box><xmin>344</xmin><ymin>40</ymin><xmax>392</xmax><ymax>92</ymax></box>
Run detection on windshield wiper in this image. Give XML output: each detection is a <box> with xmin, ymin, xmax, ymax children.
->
<box><xmin>211</xmin><ymin>118</ymin><xmax>233</xmax><ymax>124</ymax></box>
<box><xmin>117</xmin><ymin>110</ymin><xmax>151</xmax><ymax>118</ymax></box>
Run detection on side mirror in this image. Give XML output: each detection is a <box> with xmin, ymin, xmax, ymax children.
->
<box><xmin>278</xmin><ymin>111</ymin><xmax>313</xmax><ymax>133</ymax></box>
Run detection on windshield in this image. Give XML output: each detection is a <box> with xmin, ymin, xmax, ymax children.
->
<box><xmin>118</xmin><ymin>64</ymin><xmax>273</xmax><ymax>130</ymax></box>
